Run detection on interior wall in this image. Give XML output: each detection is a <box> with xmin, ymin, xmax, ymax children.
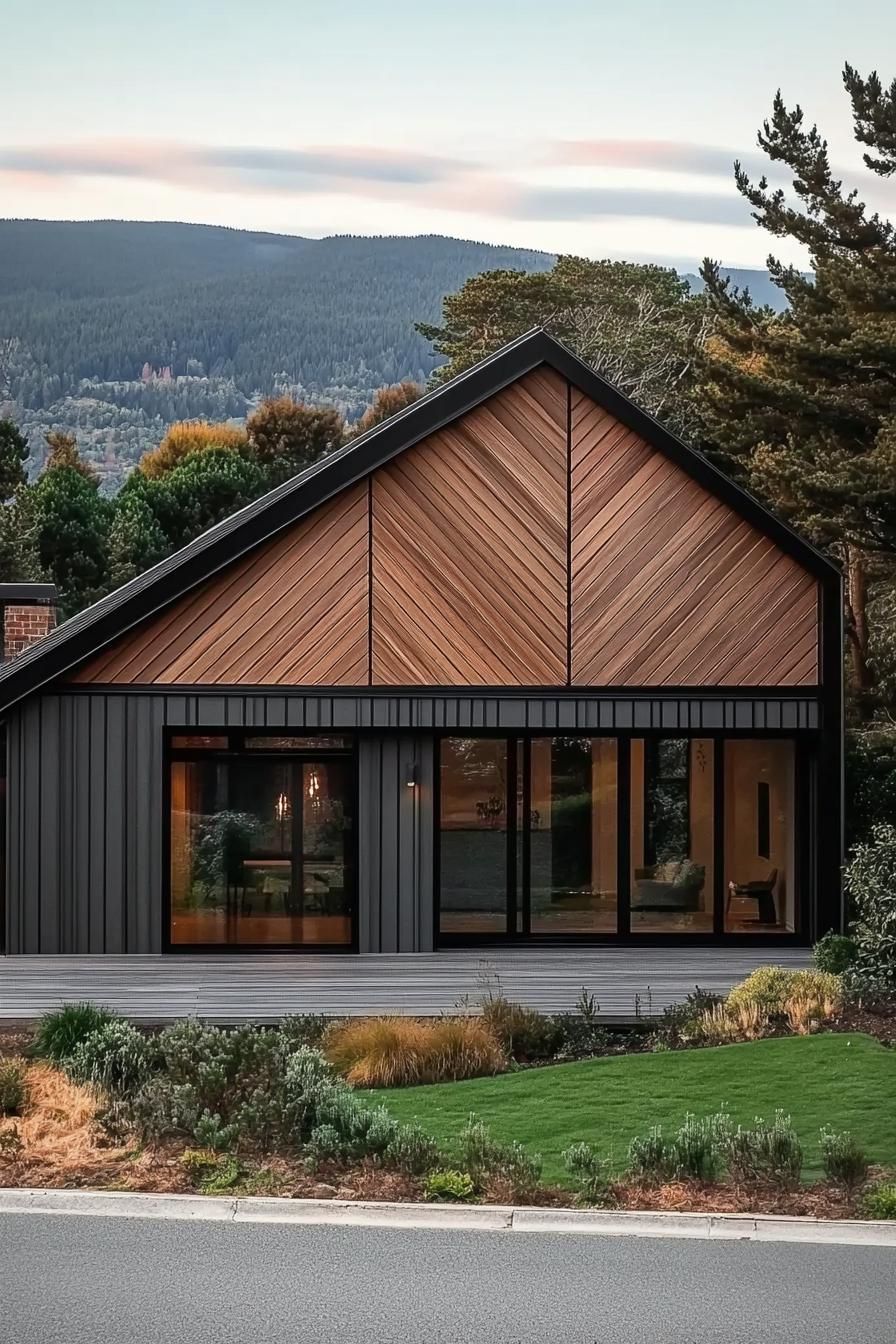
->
<box><xmin>724</xmin><ymin>740</ymin><xmax>795</xmax><ymax>930</ymax></box>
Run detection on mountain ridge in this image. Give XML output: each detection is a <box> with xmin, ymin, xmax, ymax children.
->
<box><xmin>0</xmin><ymin>220</ymin><xmax>788</xmax><ymax>487</ymax></box>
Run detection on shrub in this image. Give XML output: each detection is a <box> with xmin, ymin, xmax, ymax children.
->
<box><xmin>142</xmin><ymin>1022</ymin><xmax>290</xmax><ymax>1148</ymax></box>
<box><xmin>383</xmin><ymin>1124</ymin><xmax>441</xmax><ymax>1176</ymax></box>
<box><xmin>819</xmin><ymin>1128</ymin><xmax>869</xmax><ymax>1192</ymax></box>
<box><xmin>279</xmin><ymin>1015</ymin><xmax>330</xmax><ymax>1052</ymax></box>
<box><xmin>424</xmin><ymin>1170</ymin><xmax>476</xmax><ymax>1203</ymax></box>
<box><xmin>550</xmin><ymin>989</ymin><xmax>610</xmax><ymax>1059</ymax></box>
<box><xmin>655</xmin><ymin>988</ymin><xmax>725</xmax><ymax>1046</ymax></box>
<box><xmin>458</xmin><ymin>1115</ymin><xmax>542</xmax><ymax>1201</ymax></box>
<box><xmin>0</xmin><ymin>1058</ymin><xmax>26</xmax><ymax>1115</ymax></box>
<box><xmin>843</xmin><ymin>823</ymin><xmax>896</xmax><ymax>999</ymax></box>
<box><xmin>324</xmin><ymin>1016</ymin><xmax>506</xmax><ymax>1088</ymax></box>
<box><xmin>479</xmin><ymin>997</ymin><xmax>560</xmax><ymax>1061</ymax></box>
<box><xmin>33</xmin><ymin>1003</ymin><xmax>117</xmax><ymax>1063</ymax></box>
<box><xmin>0</xmin><ymin>1125</ymin><xmax>23</xmax><ymax>1157</ymax></box>
<box><xmin>627</xmin><ymin>1125</ymin><xmax>673</xmax><ymax>1183</ymax></box>
<box><xmin>628</xmin><ymin>1113</ymin><xmax>729</xmax><ymax>1183</ymax></box>
<box><xmin>68</xmin><ymin>1021</ymin><xmax>154</xmax><ymax>1095</ymax></box>
<box><xmin>721</xmin><ymin>1111</ymin><xmax>803</xmax><ymax>1188</ymax></box>
<box><xmin>180</xmin><ymin>1148</ymin><xmax>242</xmax><ymax>1193</ymax></box>
<box><xmin>813</xmin><ymin>932</ymin><xmax>858</xmax><ymax>976</ymax></box>
<box><xmin>562</xmin><ymin>1141</ymin><xmax>615</xmax><ymax>1207</ymax></box>
<box><xmin>726</xmin><ymin>967</ymin><xmax>841</xmax><ymax>1020</ymax></box>
<box><xmin>861</xmin><ymin>1182</ymin><xmax>896</xmax><ymax>1220</ymax></box>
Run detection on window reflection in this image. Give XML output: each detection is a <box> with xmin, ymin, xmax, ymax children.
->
<box><xmin>529</xmin><ymin>738</ymin><xmax>617</xmax><ymax>933</ymax></box>
<box><xmin>439</xmin><ymin>738</ymin><xmax>509</xmax><ymax>934</ymax></box>
<box><xmin>170</xmin><ymin>755</ymin><xmax>352</xmax><ymax>947</ymax></box>
<box><xmin>631</xmin><ymin>738</ymin><xmax>714</xmax><ymax>934</ymax></box>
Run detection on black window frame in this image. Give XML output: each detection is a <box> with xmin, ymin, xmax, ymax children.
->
<box><xmin>435</xmin><ymin>730</ymin><xmax>814</xmax><ymax>947</ymax></box>
<box><xmin>163</xmin><ymin>729</ymin><xmax>359</xmax><ymax>954</ymax></box>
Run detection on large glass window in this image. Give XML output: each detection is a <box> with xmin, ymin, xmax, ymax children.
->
<box><xmin>630</xmin><ymin>738</ymin><xmax>714</xmax><ymax>933</ymax></box>
<box><xmin>439</xmin><ymin>738</ymin><xmax>510</xmax><ymax>935</ymax></box>
<box><xmin>169</xmin><ymin>738</ymin><xmax>353</xmax><ymax>947</ymax></box>
<box><xmin>724</xmin><ymin>739</ymin><xmax>796</xmax><ymax>933</ymax></box>
<box><xmin>529</xmin><ymin>738</ymin><xmax>617</xmax><ymax>933</ymax></box>
<box><xmin>439</xmin><ymin>736</ymin><xmax>617</xmax><ymax>937</ymax></box>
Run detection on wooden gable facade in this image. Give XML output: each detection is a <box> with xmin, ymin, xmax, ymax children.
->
<box><xmin>72</xmin><ymin>365</ymin><xmax>820</xmax><ymax>691</ymax></box>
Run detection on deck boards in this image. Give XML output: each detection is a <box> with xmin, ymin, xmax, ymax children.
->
<box><xmin>0</xmin><ymin>948</ymin><xmax>811</xmax><ymax>1024</ymax></box>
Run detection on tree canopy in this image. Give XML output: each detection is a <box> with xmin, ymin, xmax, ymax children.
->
<box><xmin>698</xmin><ymin>64</ymin><xmax>896</xmax><ymax>711</ymax></box>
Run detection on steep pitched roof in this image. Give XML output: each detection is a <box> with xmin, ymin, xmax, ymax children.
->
<box><xmin>0</xmin><ymin>329</ymin><xmax>839</xmax><ymax>713</ymax></box>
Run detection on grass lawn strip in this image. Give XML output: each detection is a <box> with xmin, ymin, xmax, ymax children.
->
<box><xmin>367</xmin><ymin>1034</ymin><xmax>896</xmax><ymax>1186</ymax></box>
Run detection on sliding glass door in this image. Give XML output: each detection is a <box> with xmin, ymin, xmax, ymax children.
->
<box><xmin>438</xmin><ymin>734</ymin><xmax>805</xmax><ymax>941</ymax></box>
<box><xmin>438</xmin><ymin>736</ymin><xmax>618</xmax><ymax>939</ymax></box>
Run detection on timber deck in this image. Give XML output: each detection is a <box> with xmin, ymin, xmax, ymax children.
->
<box><xmin>0</xmin><ymin>947</ymin><xmax>811</xmax><ymax>1024</ymax></box>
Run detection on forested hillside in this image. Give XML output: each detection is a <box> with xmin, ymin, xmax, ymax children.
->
<box><xmin>0</xmin><ymin>220</ymin><xmax>786</xmax><ymax>490</ymax></box>
<box><xmin>0</xmin><ymin>222</ymin><xmax>553</xmax><ymax>487</ymax></box>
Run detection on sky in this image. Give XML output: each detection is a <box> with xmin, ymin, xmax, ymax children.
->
<box><xmin>2</xmin><ymin>0</ymin><xmax>895</xmax><ymax>269</ymax></box>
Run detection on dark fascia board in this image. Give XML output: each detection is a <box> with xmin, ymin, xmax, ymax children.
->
<box><xmin>0</xmin><ymin>583</ymin><xmax>58</xmax><ymax>603</ymax></box>
<box><xmin>0</xmin><ymin>328</ymin><xmax>840</xmax><ymax>716</ymax></box>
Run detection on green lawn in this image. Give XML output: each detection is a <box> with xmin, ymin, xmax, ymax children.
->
<box><xmin>368</xmin><ymin>1034</ymin><xmax>896</xmax><ymax>1185</ymax></box>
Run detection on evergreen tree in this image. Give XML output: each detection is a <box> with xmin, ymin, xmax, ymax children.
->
<box><xmin>698</xmin><ymin>65</ymin><xmax>896</xmax><ymax>712</ymax></box>
<box><xmin>25</xmin><ymin>434</ymin><xmax>111</xmax><ymax>615</ymax></box>
<box><xmin>0</xmin><ymin>418</ymin><xmax>29</xmax><ymax>501</ymax></box>
<box><xmin>418</xmin><ymin>257</ymin><xmax>712</xmax><ymax>434</ymax></box>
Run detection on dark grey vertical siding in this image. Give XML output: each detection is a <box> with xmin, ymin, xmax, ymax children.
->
<box><xmin>357</xmin><ymin>735</ymin><xmax>434</xmax><ymax>953</ymax></box>
<box><xmin>7</xmin><ymin>692</ymin><xmax>166</xmax><ymax>954</ymax></box>
<box><xmin>5</xmin><ymin>687</ymin><xmax>817</xmax><ymax>955</ymax></box>
<box><xmin>5</xmin><ymin>693</ymin><xmax>438</xmax><ymax>955</ymax></box>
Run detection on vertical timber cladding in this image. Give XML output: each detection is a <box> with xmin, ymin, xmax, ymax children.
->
<box><xmin>569</xmin><ymin>389</ymin><xmax>821</xmax><ymax>687</ymax></box>
<box><xmin>371</xmin><ymin>368</ymin><xmax>568</xmax><ymax>684</ymax></box>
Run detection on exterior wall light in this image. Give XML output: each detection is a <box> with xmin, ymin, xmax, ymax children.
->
<box><xmin>406</xmin><ymin>764</ymin><xmax>418</xmax><ymax>788</ymax></box>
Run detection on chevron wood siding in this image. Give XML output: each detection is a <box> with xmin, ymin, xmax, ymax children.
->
<box><xmin>570</xmin><ymin>390</ymin><xmax>819</xmax><ymax>687</ymax></box>
<box><xmin>71</xmin><ymin>369</ymin><xmax>819</xmax><ymax>691</ymax></box>
<box><xmin>371</xmin><ymin>368</ymin><xmax>567</xmax><ymax>684</ymax></box>
<box><xmin>73</xmin><ymin>483</ymin><xmax>370</xmax><ymax>686</ymax></box>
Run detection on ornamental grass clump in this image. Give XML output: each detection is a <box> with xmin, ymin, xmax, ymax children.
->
<box><xmin>33</xmin><ymin>1003</ymin><xmax>118</xmax><ymax>1064</ymax></box>
<box><xmin>324</xmin><ymin>1015</ymin><xmax>506</xmax><ymax>1088</ymax></box>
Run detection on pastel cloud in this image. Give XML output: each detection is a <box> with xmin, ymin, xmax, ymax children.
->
<box><xmin>0</xmin><ymin>138</ymin><xmax>755</xmax><ymax>228</ymax></box>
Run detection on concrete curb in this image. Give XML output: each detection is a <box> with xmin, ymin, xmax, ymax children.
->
<box><xmin>2</xmin><ymin>1187</ymin><xmax>895</xmax><ymax>1245</ymax></box>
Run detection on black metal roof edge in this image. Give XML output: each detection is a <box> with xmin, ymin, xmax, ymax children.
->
<box><xmin>58</xmin><ymin>681</ymin><xmax>824</xmax><ymax>701</ymax></box>
<box><xmin>0</xmin><ymin>328</ymin><xmax>840</xmax><ymax>715</ymax></box>
<box><xmin>0</xmin><ymin>583</ymin><xmax>58</xmax><ymax>603</ymax></box>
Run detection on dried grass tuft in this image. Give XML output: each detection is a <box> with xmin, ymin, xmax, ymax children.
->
<box><xmin>324</xmin><ymin>1015</ymin><xmax>506</xmax><ymax>1088</ymax></box>
<box><xmin>0</xmin><ymin>1062</ymin><xmax>132</xmax><ymax>1181</ymax></box>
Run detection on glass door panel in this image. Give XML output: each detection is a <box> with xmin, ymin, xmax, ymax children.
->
<box><xmin>300</xmin><ymin>759</ymin><xmax>352</xmax><ymax>945</ymax></box>
<box><xmin>724</xmin><ymin>740</ymin><xmax>795</xmax><ymax>933</ymax></box>
<box><xmin>630</xmin><ymin>738</ymin><xmax>714</xmax><ymax>933</ymax></box>
<box><xmin>439</xmin><ymin>738</ymin><xmax>509</xmax><ymax>935</ymax></box>
<box><xmin>529</xmin><ymin>738</ymin><xmax>617</xmax><ymax>933</ymax></box>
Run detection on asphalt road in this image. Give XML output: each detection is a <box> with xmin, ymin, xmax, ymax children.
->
<box><xmin>0</xmin><ymin>1213</ymin><xmax>893</xmax><ymax>1344</ymax></box>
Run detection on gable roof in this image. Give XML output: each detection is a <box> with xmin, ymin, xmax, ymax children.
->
<box><xmin>0</xmin><ymin>329</ymin><xmax>839</xmax><ymax>714</ymax></box>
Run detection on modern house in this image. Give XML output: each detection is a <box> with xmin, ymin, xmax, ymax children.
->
<box><xmin>0</xmin><ymin>331</ymin><xmax>843</xmax><ymax>957</ymax></box>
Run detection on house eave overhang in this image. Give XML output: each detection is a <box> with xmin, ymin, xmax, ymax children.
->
<box><xmin>0</xmin><ymin>328</ymin><xmax>841</xmax><ymax>717</ymax></box>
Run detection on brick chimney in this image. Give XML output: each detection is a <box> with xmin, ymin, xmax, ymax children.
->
<box><xmin>0</xmin><ymin>584</ymin><xmax>58</xmax><ymax>661</ymax></box>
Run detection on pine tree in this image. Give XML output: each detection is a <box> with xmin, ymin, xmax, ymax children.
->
<box><xmin>0</xmin><ymin>419</ymin><xmax>29</xmax><ymax>501</ymax></box>
<box><xmin>698</xmin><ymin>65</ymin><xmax>896</xmax><ymax>712</ymax></box>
